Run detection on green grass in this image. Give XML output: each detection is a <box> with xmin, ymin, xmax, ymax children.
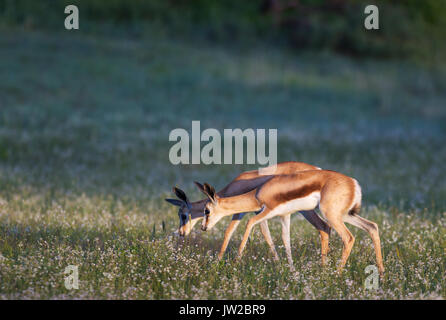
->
<box><xmin>0</xmin><ymin>27</ymin><xmax>445</xmax><ymax>299</ymax></box>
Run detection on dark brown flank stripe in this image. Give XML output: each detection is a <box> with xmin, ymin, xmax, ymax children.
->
<box><xmin>273</xmin><ymin>182</ymin><xmax>321</xmax><ymax>204</ymax></box>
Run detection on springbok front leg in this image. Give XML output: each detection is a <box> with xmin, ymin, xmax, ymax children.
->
<box><xmin>259</xmin><ymin>220</ymin><xmax>280</xmax><ymax>261</ymax></box>
<box><xmin>280</xmin><ymin>214</ymin><xmax>294</xmax><ymax>269</ymax></box>
<box><xmin>238</xmin><ymin>211</ymin><xmax>295</xmax><ymax>271</ymax></box>
<box><xmin>218</xmin><ymin>213</ymin><xmax>279</xmax><ymax>261</ymax></box>
<box><xmin>218</xmin><ymin>214</ymin><xmax>244</xmax><ymax>260</ymax></box>
<box><xmin>237</xmin><ymin>209</ymin><xmax>271</xmax><ymax>259</ymax></box>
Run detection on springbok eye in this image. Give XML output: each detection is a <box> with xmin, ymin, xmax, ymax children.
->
<box><xmin>204</xmin><ymin>208</ymin><xmax>210</xmax><ymax>215</ymax></box>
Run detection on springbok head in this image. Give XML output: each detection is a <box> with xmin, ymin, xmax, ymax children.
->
<box><xmin>195</xmin><ymin>182</ymin><xmax>224</xmax><ymax>231</ymax></box>
<box><xmin>165</xmin><ymin>186</ymin><xmax>192</xmax><ymax>236</ymax></box>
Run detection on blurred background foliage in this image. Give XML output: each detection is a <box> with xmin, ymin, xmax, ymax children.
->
<box><xmin>0</xmin><ymin>1</ymin><xmax>445</xmax><ymax>300</ymax></box>
<box><xmin>1</xmin><ymin>0</ymin><xmax>445</xmax><ymax>62</ymax></box>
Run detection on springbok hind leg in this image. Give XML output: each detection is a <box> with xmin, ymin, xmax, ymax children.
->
<box><xmin>301</xmin><ymin>210</ymin><xmax>331</xmax><ymax>265</ymax></box>
<box><xmin>344</xmin><ymin>214</ymin><xmax>385</xmax><ymax>275</ymax></box>
<box><xmin>319</xmin><ymin>229</ymin><xmax>330</xmax><ymax>266</ymax></box>
<box><xmin>326</xmin><ymin>216</ymin><xmax>355</xmax><ymax>274</ymax></box>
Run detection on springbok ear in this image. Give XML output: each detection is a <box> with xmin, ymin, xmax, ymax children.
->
<box><xmin>173</xmin><ymin>186</ymin><xmax>189</xmax><ymax>203</ymax></box>
<box><xmin>203</xmin><ymin>183</ymin><xmax>217</xmax><ymax>202</ymax></box>
<box><xmin>194</xmin><ymin>181</ymin><xmax>205</xmax><ymax>192</ymax></box>
<box><xmin>209</xmin><ymin>185</ymin><xmax>216</xmax><ymax>197</ymax></box>
<box><xmin>165</xmin><ymin>198</ymin><xmax>184</xmax><ymax>207</ymax></box>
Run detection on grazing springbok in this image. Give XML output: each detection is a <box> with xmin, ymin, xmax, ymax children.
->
<box><xmin>165</xmin><ymin>162</ymin><xmax>331</xmax><ymax>263</ymax></box>
<box><xmin>198</xmin><ymin>170</ymin><xmax>384</xmax><ymax>275</ymax></box>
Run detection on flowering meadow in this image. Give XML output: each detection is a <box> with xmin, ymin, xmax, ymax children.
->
<box><xmin>0</xmin><ymin>29</ymin><xmax>445</xmax><ymax>299</ymax></box>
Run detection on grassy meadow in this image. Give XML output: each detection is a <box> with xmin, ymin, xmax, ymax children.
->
<box><xmin>0</xmin><ymin>27</ymin><xmax>445</xmax><ymax>299</ymax></box>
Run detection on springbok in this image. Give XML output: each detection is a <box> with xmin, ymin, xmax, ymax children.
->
<box><xmin>165</xmin><ymin>162</ymin><xmax>331</xmax><ymax>263</ymax></box>
<box><xmin>198</xmin><ymin>170</ymin><xmax>384</xmax><ymax>275</ymax></box>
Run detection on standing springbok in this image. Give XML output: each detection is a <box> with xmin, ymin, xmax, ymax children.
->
<box><xmin>198</xmin><ymin>170</ymin><xmax>385</xmax><ymax>275</ymax></box>
<box><xmin>165</xmin><ymin>161</ymin><xmax>331</xmax><ymax>263</ymax></box>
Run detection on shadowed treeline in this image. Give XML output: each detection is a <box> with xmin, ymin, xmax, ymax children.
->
<box><xmin>1</xmin><ymin>0</ymin><xmax>445</xmax><ymax>61</ymax></box>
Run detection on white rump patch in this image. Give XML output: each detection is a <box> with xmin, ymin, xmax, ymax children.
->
<box><xmin>352</xmin><ymin>179</ymin><xmax>362</xmax><ymax>209</ymax></box>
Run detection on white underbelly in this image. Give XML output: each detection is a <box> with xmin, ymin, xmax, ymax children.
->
<box><xmin>265</xmin><ymin>192</ymin><xmax>321</xmax><ymax>219</ymax></box>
